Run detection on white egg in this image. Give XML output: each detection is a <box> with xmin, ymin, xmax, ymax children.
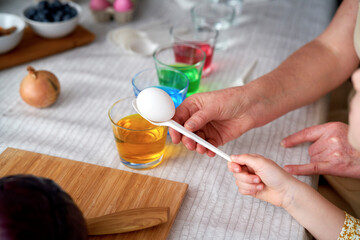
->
<box><xmin>136</xmin><ymin>87</ymin><xmax>175</xmax><ymax>122</ymax></box>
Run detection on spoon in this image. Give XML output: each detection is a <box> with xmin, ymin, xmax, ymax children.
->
<box><xmin>108</xmin><ymin>27</ymin><xmax>158</xmax><ymax>56</ymax></box>
<box><xmin>228</xmin><ymin>59</ymin><xmax>257</xmax><ymax>87</ymax></box>
<box><xmin>86</xmin><ymin>207</ymin><xmax>169</xmax><ymax>235</ymax></box>
<box><xmin>132</xmin><ymin>88</ymin><xmax>231</xmax><ymax>162</ymax></box>
<box><xmin>127</xmin><ymin>37</ymin><xmax>159</xmax><ymax>56</ymax></box>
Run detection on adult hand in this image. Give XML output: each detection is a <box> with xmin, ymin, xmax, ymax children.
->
<box><xmin>281</xmin><ymin>122</ymin><xmax>360</xmax><ymax>178</ymax></box>
<box><xmin>169</xmin><ymin>87</ymin><xmax>256</xmax><ymax>157</ymax></box>
<box><xmin>228</xmin><ymin>154</ymin><xmax>299</xmax><ymax>208</ymax></box>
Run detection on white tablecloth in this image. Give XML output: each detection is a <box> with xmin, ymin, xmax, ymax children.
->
<box><xmin>0</xmin><ymin>0</ymin><xmax>337</xmax><ymax>239</ymax></box>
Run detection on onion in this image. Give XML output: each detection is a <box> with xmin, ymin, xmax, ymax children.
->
<box><xmin>19</xmin><ymin>66</ymin><xmax>61</xmax><ymax>108</ymax></box>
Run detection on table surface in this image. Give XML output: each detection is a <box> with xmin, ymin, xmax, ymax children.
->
<box><xmin>0</xmin><ymin>0</ymin><xmax>337</xmax><ymax>239</ymax></box>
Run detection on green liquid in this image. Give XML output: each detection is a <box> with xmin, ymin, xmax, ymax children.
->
<box><xmin>158</xmin><ymin>69</ymin><xmax>188</xmax><ymax>90</ymax></box>
<box><xmin>170</xmin><ymin>63</ymin><xmax>201</xmax><ymax>95</ymax></box>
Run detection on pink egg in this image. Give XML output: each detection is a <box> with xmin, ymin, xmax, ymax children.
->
<box><xmin>113</xmin><ymin>0</ymin><xmax>134</xmax><ymax>12</ymax></box>
<box><xmin>90</xmin><ymin>0</ymin><xmax>110</xmax><ymax>11</ymax></box>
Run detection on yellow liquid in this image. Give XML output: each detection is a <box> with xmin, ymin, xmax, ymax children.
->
<box><xmin>113</xmin><ymin>114</ymin><xmax>167</xmax><ymax>164</ymax></box>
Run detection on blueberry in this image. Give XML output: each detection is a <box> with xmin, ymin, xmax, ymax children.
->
<box><xmin>33</xmin><ymin>14</ymin><xmax>41</xmax><ymax>21</ymax></box>
<box><xmin>50</xmin><ymin>0</ymin><xmax>62</xmax><ymax>9</ymax></box>
<box><xmin>69</xmin><ymin>8</ymin><xmax>77</xmax><ymax>18</ymax></box>
<box><xmin>42</xmin><ymin>9</ymin><xmax>50</xmax><ymax>15</ymax></box>
<box><xmin>53</xmin><ymin>11</ymin><xmax>63</xmax><ymax>21</ymax></box>
<box><xmin>37</xmin><ymin>0</ymin><xmax>49</xmax><ymax>10</ymax></box>
<box><xmin>62</xmin><ymin>14</ymin><xmax>72</xmax><ymax>21</ymax></box>
<box><xmin>25</xmin><ymin>7</ymin><xmax>37</xmax><ymax>19</ymax></box>
<box><xmin>30</xmin><ymin>0</ymin><xmax>78</xmax><ymax>22</ymax></box>
<box><xmin>44</xmin><ymin>13</ymin><xmax>54</xmax><ymax>21</ymax></box>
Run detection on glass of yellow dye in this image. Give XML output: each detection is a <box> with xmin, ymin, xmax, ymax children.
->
<box><xmin>108</xmin><ymin>97</ymin><xmax>168</xmax><ymax>170</ymax></box>
<box><xmin>153</xmin><ymin>43</ymin><xmax>206</xmax><ymax>96</ymax></box>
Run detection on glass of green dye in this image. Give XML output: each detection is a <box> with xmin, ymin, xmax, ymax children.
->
<box><xmin>153</xmin><ymin>43</ymin><xmax>206</xmax><ymax>96</ymax></box>
<box><xmin>132</xmin><ymin>68</ymin><xmax>189</xmax><ymax>108</ymax></box>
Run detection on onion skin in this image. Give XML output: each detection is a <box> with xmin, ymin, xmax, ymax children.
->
<box><xmin>20</xmin><ymin>66</ymin><xmax>61</xmax><ymax>108</ymax></box>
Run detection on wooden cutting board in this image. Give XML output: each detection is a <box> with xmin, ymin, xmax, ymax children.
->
<box><xmin>0</xmin><ymin>25</ymin><xmax>95</xmax><ymax>70</ymax></box>
<box><xmin>0</xmin><ymin>148</ymin><xmax>188</xmax><ymax>240</ymax></box>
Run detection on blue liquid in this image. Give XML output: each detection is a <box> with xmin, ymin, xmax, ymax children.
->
<box><xmin>154</xmin><ymin>86</ymin><xmax>184</xmax><ymax>108</ymax></box>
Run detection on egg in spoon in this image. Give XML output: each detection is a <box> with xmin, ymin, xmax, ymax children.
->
<box><xmin>133</xmin><ymin>87</ymin><xmax>231</xmax><ymax>162</ymax></box>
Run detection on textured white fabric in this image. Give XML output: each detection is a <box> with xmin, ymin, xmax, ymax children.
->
<box><xmin>0</xmin><ymin>0</ymin><xmax>337</xmax><ymax>239</ymax></box>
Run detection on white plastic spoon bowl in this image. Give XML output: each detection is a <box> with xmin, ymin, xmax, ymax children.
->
<box><xmin>133</xmin><ymin>88</ymin><xmax>231</xmax><ymax>162</ymax></box>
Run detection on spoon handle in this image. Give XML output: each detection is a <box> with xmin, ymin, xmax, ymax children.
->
<box><xmin>168</xmin><ymin>120</ymin><xmax>231</xmax><ymax>162</ymax></box>
<box><xmin>86</xmin><ymin>207</ymin><xmax>169</xmax><ymax>235</ymax></box>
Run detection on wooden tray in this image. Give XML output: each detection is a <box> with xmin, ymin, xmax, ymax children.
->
<box><xmin>0</xmin><ymin>148</ymin><xmax>188</xmax><ymax>240</ymax></box>
<box><xmin>0</xmin><ymin>25</ymin><xmax>95</xmax><ymax>70</ymax></box>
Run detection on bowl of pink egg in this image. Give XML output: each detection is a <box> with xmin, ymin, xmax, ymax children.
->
<box><xmin>89</xmin><ymin>0</ymin><xmax>136</xmax><ymax>24</ymax></box>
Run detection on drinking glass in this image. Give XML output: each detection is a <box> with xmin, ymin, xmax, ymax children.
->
<box><xmin>153</xmin><ymin>43</ymin><xmax>206</xmax><ymax>96</ymax></box>
<box><xmin>170</xmin><ymin>24</ymin><xmax>218</xmax><ymax>77</ymax></box>
<box><xmin>108</xmin><ymin>97</ymin><xmax>168</xmax><ymax>170</ymax></box>
<box><xmin>191</xmin><ymin>2</ymin><xmax>235</xmax><ymax>50</ymax></box>
<box><xmin>210</xmin><ymin>0</ymin><xmax>243</xmax><ymax>21</ymax></box>
<box><xmin>132</xmin><ymin>68</ymin><xmax>189</xmax><ymax>108</ymax></box>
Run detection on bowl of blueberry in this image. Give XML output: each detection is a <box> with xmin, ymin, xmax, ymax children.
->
<box><xmin>23</xmin><ymin>0</ymin><xmax>82</xmax><ymax>39</ymax></box>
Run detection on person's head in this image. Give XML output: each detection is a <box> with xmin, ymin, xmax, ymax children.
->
<box><xmin>349</xmin><ymin>69</ymin><xmax>360</xmax><ymax>150</ymax></box>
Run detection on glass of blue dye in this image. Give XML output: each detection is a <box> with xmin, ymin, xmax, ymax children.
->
<box><xmin>132</xmin><ymin>68</ymin><xmax>189</xmax><ymax>108</ymax></box>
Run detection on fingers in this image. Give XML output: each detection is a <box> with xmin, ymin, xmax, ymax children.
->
<box><xmin>228</xmin><ymin>161</ymin><xmax>242</xmax><ymax>173</ymax></box>
<box><xmin>234</xmin><ymin>170</ymin><xmax>264</xmax><ymax>194</ymax></box>
<box><xmin>170</xmin><ymin>97</ymin><xmax>199</xmax><ymax>144</ymax></box>
<box><xmin>284</xmin><ymin>162</ymin><xmax>331</xmax><ymax>175</ymax></box>
<box><xmin>281</xmin><ymin>124</ymin><xmax>327</xmax><ymax>147</ymax></box>
<box><xmin>235</xmin><ymin>179</ymin><xmax>264</xmax><ymax>195</ymax></box>
<box><xmin>195</xmin><ymin>130</ymin><xmax>209</xmax><ymax>154</ymax></box>
<box><xmin>180</xmin><ymin>130</ymin><xmax>216</xmax><ymax>155</ymax></box>
<box><xmin>307</xmin><ymin>139</ymin><xmax>331</xmax><ymax>159</ymax></box>
<box><xmin>230</xmin><ymin>154</ymin><xmax>266</xmax><ymax>170</ymax></box>
<box><xmin>194</xmin><ymin>131</ymin><xmax>216</xmax><ymax>157</ymax></box>
<box><xmin>228</xmin><ymin>161</ymin><xmax>263</xmax><ymax>195</ymax></box>
<box><xmin>170</xmin><ymin>95</ymin><xmax>216</xmax><ymax>150</ymax></box>
<box><xmin>169</xmin><ymin>127</ymin><xmax>181</xmax><ymax>144</ymax></box>
<box><xmin>351</xmin><ymin>69</ymin><xmax>360</xmax><ymax>90</ymax></box>
<box><xmin>183</xmin><ymin>108</ymin><xmax>217</xmax><ymax>132</ymax></box>
<box><xmin>171</xmin><ymin>127</ymin><xmax>218</xmax><ymax>157</ymax></box>
<box><xmin>172</xmin><ymin>97</ymin><xmax>201</xmax><ymax>130</ymax></box>
<box><xmin>205</xmin><ymin>138</ymin><xmax>216</xmax><ymax>157</ymax></box>
<box><xmin>174</xmin><ymin>93</ymin><xmax>218</xmax><ymax>133</ymax></box>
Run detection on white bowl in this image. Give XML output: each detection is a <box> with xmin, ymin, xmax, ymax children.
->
<box><xmin>23</xmin><ymin>2</ymin><xmax>82</xmax><ymax>39</ymax></box>
<box><xmin>0</xmin><ymin>13</ymin><xmax>25</xmax><ymax>54</ymax></box>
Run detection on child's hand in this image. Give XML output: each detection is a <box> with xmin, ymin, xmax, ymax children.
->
<box><xmin>228</xmin><ymin>154</ymin><xmax>299</xmax><ymax>208</ymax></box>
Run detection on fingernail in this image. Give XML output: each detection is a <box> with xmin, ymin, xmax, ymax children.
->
<box><xmin>256</xmin><ymin>185</ymin><xmax>263</xmax><ymax>190</ymax></box>
<box><xmin>185</xmin><ymin>121</ymin><xmax>195</xmax><ymax>130</ymax></box>
<box><xmin>234</xmin><ymin>166</ymin><xmax>240</xmax><ymax>173</ymax></box>
<box><xmin>280</xmin><ymin>140</ymin><xmax>286</xmax><ymax>147</ymax></box>
<box><xmin>253</xmin><ymin>178</ymin><xmax>260</xmax><ymax>183</ymax></box>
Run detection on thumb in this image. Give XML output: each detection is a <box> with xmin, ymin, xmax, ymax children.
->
<box><xmin>230</xmin><ymin>154</ymin><xmax>267</xmax><ymax>172</ymax></box>
<box><xmin>184</xmin><ymin>108</ymin><xmax>217</xmax><ymax>132</ymax></box>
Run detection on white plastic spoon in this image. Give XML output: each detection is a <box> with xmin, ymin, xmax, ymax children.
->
<box><xmin>127</xmin><ymin>37</ymin><xmax>158</xmax><ymax>56</ymax></box>
<box><xmin>132</xmin><ymin>88</ymin><xmax>231</xmax><ymax>162</ymax></box>
<box><xmin>228</xmin><ymin>59</ymin><xmax>257</xmax><ymax>87</ymax></box>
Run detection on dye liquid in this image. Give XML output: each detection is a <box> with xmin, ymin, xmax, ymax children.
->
<box><xmin>113</xmin><ymin>114</ymin><xmax>167</xmax><ymax>164</ymax></box>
